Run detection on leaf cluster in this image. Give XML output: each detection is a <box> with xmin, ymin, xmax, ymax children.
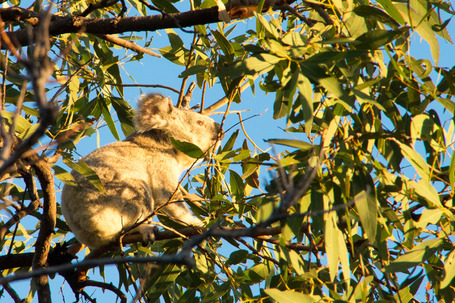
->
<box><xmin>0</xmin><ymin>0</ymin><xmax>455</xmax><ymax>302</ymax></box>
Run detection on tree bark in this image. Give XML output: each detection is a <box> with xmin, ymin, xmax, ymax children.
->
<box><xmin>31</xmin><ymin>158</ymin><xmax>57</xmax><ymax>303</ymax></box>
<box><xmin>0</xmin><ymin>0</ymin><xmax>298</xmax><ymax>48</ymax></box>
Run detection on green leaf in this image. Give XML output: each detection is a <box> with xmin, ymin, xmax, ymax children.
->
<box><xmin>100</xmin><ymin>99</ymin><xmax>120</xmax><ymax>141</ymax></box>
<box><xmin>222</xmin><ymin>129</ymin><xmax>239</xmax><ymax>152</ymax></box>
<box><xmin>441</xmin><ymin>249</ymin><xmax>455</xmax><ymax>289</ymax></box>
<box><xmin>410</xmin><ymin>114</ymin><xmax>437</xmax><ymax>140</ymax></box>
<box><xmin>266</xmin><ymin>139</ymin><xmax>312</xmax><ymax>150</ymax></box>
<box><xmin>229</xmin><ymin>169</ymin><xmax>245</xmax><ymax>202</ymax></box>
<box><xmin>1</xmin><ymin>111</ymin><xmax>31</xmax><ymax>134</ymax></box>
<box><xmin>415</xmin><ymin>208</ymin><xmax>443</xmax><ymax>229</ymax></box>
<box><xmin>386</xmin><ymin>239</ymin><xmax>443</xmax><ymax>273</ymax></box>
<box><xmin>225</xmin><ymin>250</ymin><xmax>249</xmax><ymax>265</ymax></box>
<box><xmin>394</xmin><ymin>2</ymin><xmax>440</xmax><ymax>63</ymax></box>
<box><xmin>51</xmin><ymin>165</ymin><xmax>76</xmax><ymax>186</ymax></box>
<box><xmin>376</xmin><ymin>0</ymin><xmax>405</xmax><ymax>25</ymax></box>
<box><xmin>144</xmin><ymin>264</ymin><xmax>181</xmax><ymax>301</ymax></box>
<box><xmin>281</xmin><ymin>31</ymin><xmax>307</xmax><ymax>46</ymax></box>
<box><xmin>20</xmin><ymin>123</ymin><xmax>40</xmax><ymax>140</ymax></box>
<box><xmin>212</xmin><ymin>30</ymin><xmax>235</xmax><ymax>61</ymax></box>
<box><xmin>159</xmin><ymin>29</ymin><xmax>187</xmax><ymax>65</ymax></box>
<box><xmin>218</xmin><ymin>53</ymin><xmax>282</xmax><ymax>80</ymax></box>
<box><xmin>300</xmin><ymin>63</ymin><xmax>344</xmax><ymax>99</ymax></box>
<box><xmin>394</xmin><ymin>140</ymin><xmax>430</xmax><ymax>180</ymax></box>
<box><xmin>111</xmin><ymin>97</ymin><xmax>135</xmax><ymax>137</ymax></box>
<box><xmin>351</xmin><ymin>276</ymin><xmax>374</xmax><ymax>301</ymax></box>
<box><xmin>354</xmin><ymin>189</ymin><xmax>378</xmax><ymax>243</ymax></box>
<box><xmin>279</xmin><ymin>247</ymin><xmax>305</xmax><ymax>275</ymax></box>
<box><xmin>353</xmin><ymin>5</ymin><xmax>400</xmax><ymax>28</ymax></box>
<box><xmin>265</xmin><ymin>289</ymin><xmax>320</xmax><ymax>303</ymax></box>
<box><xmin>296</xmin><ymin>73</ymin><xmax>313</xmax><ymax>134</ymax></box>
<box><xmin>355</xmin><ymin>29</ymin><xmax>398</xmax><ymax>49</ymax></box>
<box><xmin>257</xmin><ymin>197</ymin><xmax>279</xmax><ymax>223</ymax></box>
<box><xmin>62</xmin><ymin>157</ymin><xmax>104</xmax><ymax>192</ymax></box>
<box><xmin>151</xmin><ymin>0</ymin><xmax>179</xmax><ymax>13</ymax></box>
<box><xmin>325</xmin><ymin>210</ymin><xmax>340</xmax><ymax>281</ymax></box>
<box><xmin>413</xmin><ymin>179</ymin><xmax>442</xmax><ymax>208</ymax></box>
<box><xmin>273</xmin><ymin>90</ymin><xmax>289</xmax><ymax>119</ymax></box>
<box><xmin>437</xmin><ymin>98</ymin><xmax>455</xmax><ymax>113</ymax></box>
<box><xmin>170</xmin><ymin>138</ymin><xmax>204</xmax><ymax>158</ymax></box>
<box><xmin>352</xmin><ymin>89</ymin><xmax>386</xmax><ymax>111</ymax></box>
<box><xmin>255</xmin><ymin>12</ymin><xmax>279</xmax><ymax>39</ymax></box>
<box><xmin>408</xmin><ymin>58</ymin><xmax>433</xmax><ymax>79</ymax></box>
<box><xmin>244</xmin><ymin>263</ymin><xmax>270</xmax><ymax>283</ymax></box>
<box><xmin>179</xmin><ymin>65</ymin><xmax>207</xmax><ymax>78</ymax></box>
<box><xmin>450</xmin><ymin>150</ymin><xmax>455</xmax><ymax>190</ymax></box>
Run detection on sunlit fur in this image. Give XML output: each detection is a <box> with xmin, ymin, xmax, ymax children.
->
<box><xmin>61</xmin><ymin>93</ymin><xmax>222</xmax><ymax>249</ymax></box>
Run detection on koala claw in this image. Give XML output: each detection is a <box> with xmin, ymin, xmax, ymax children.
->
<box><xmin>137</xmin><ymin>224</ymin><xmax>158</xmax><ymax>246</ymax></box>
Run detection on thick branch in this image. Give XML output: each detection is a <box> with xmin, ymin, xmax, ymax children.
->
<box><xmin>0</xmin><ymin>0</ymin><xmax>297</xmax><ymax>48</ymax></box>
<box><xmin>2</xmin><ymin>8</ymin><xmax>218</xmax><ymax>48</ymax></box>
<box><xmin>30</xmin><ymin>157</ymin><xmax>57</xmax><ymax>303</ymax></box>
<box><xmin>0</xmin><ymin>252</ymin><xmax>191</xmax><ymax>285</ymax></box>
<box><xmin>0</xmin><ymin>226</ymin><xmax>281</xmax><ymax>271</ymax></box>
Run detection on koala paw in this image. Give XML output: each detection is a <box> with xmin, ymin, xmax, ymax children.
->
<box><xmin>136</xmin><ymin>224</ymin><xmax>158</xmax><ymax>247</ymax></box>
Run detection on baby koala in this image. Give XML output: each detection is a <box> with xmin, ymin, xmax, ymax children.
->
<box><xmin>61</xmin><ymin>93</ymin><xmax>222</xmax><ymax>249</ymax></box>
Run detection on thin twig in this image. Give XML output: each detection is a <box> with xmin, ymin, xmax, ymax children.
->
<box><xmin>78</xmin><ymin>0</ymin><xmax>121</xmax><ymax>18</ymax></box>
<box><xmin>178</xmin><ymin>34</ymin><xmax>199</xmax><ymax>107</ymax></box>
<box><xmin>279</xmin><ymin>4</ymin><xmax>317</xmax><ymax>27</ymax></box>
<box><xmin>2</xmin><ymin>283</ymin><xmax>22</xmax><ymax>303</ymax></box>
<box><xmin>302</xmin><ymin>0</ymin><xmax>333</xmax><ymax>25</ymax></box>
<box><xmin>138</xmin><ymin>0</ymin><xmax>199</xmax><ymax>35</ymax></box>
<box><xmin>81</xmin><ymin>279</ymin><xmax>127</xmax><ymax>303</ymax></box>
<box><xmin>237</xmin><ymin>111</ymin><xmax>276</xmax><ymax>160</ymax></box>
<box><xmin>201</xmin><ymin>77</ymin><xmax>256</xmax><ymax>114</ymax></box>
<box><xmin>236</xmin><ymin>237</ymin><xmax>279</xmax><ymax>265</ymax></box>
<box><xmin>88</xmin><ymin>82</ymin><xmax>180</xmax><ymax>93</ymax></box>
<box><xmin>0</xmin><ymin>196</ymin><xmax>41</xmax><ymax>241</ymax></box>
<box><xmin>94</xmin><ymin>33</ymin><xmax>161</xmax><ymax>57</ymax></box>
<box><xmin>180</xmin><ymin>82</ymin><xmax>197</xmax><ymax>109</ymax></box>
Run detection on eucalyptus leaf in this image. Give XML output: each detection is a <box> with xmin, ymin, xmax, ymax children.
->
<box><xmin>170</xmin><ymin>138</ymin><xmax>204</xmax><ymax>158</ymax></box>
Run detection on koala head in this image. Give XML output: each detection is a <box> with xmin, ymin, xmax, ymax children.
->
<box><xmin>135</xmin><ymin>93</ymin><xmax>222</xmax><ymax>152</ymax></box>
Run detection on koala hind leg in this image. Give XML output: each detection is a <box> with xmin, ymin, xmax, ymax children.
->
<box><xmin>164</xmin><ymin>195</ymin><xmax>203</xmax><ymax>227</ymax></box>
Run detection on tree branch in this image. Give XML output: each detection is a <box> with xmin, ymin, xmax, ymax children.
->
<box><xmin>81</xmin><ymin>280</ymin><xmax>127</xmax><ymax>303</ymax></box>
<box><xmin>30</xmin><ymin>156</ymin><xmax>57</xmax><ymax>303</ymax></box>
<box><xmin>2</xmin><ymin>283</ymin><xmax>22</xmax><ymax>303</ymax></box>
<box><xmin>0</xmin><ymin>198</ymin><xmax>41</xmax><ymax>242</ymax></box>
<box><xmin>94</xmin><ymin>33</ymin><xmax>161</xmax><ymax>57</ymax></box>
<box><xmin>0</xmin><ymin>0</ymin><xmax>297</xmax><ymax>49</ymax></box>
<box><xmin>0</xmin><ymin>226</ymin><xmax>281</xmax><ymax>270</ymax></box>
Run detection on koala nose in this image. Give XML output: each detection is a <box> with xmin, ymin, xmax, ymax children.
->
<box><xmin>215</xmin><ymin>122</ymin><xmax>224</xmax><ymax>140</ymax></box>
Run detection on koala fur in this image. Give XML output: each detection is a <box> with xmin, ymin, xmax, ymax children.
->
<box><xmin>61</xmin><ymin>93</ymin><xmax>222</xmax><ymax>249</ymax></box>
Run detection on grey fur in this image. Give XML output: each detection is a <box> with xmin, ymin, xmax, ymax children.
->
<box><xmin>61</xmin><ymin>93</ymin><xmax>221</xmax><ymax>249</ymax></box>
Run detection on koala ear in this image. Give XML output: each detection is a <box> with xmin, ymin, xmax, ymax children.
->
<box><xmin>149</xmin><ymin>96</ymin><xmax>174</xmax><ymax>116</ymax></box>
<box><xmin>135</xmin><ymin>94</ymin><xmax>174</xmax><ymax>132</ymax></box>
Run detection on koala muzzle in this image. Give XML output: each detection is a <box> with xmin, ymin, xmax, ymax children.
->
<box><xmin>214</xmin><ymin>122</ymin><xmax>224</xmax><ymax>140</ymax></box>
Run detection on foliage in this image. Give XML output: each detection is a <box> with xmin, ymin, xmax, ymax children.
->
<box><xmin>0</xmin><ymin>0</ymin><xmax>455</xmax><ymax>302</ymax></box>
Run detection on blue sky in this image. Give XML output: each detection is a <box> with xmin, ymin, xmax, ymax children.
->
<box><xmin>2</xmin><ymin>2</ymin><xmax>455</xmax><ymax>302</ymax></box>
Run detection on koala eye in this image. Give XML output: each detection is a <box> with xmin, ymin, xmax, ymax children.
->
<box><xmin>196</xmin><ymin>120</ymin><xmax>205</xmax><ymax>126</ymax></box>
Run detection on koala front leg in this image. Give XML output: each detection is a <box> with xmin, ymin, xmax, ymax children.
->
<box><xmin>163</xmin><ymin>191</ymin><xmax>204</xmax><ymax>227</ymax></box>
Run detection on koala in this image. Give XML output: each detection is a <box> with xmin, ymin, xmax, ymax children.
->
<box><xmin>61</xmin><ymin>93</ymin><xmax>222</xmax><ymax>249</ymax></box>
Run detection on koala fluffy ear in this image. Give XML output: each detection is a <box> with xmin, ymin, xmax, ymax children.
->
<box><xmin>135</xmin><ymin>94</ymin><xmax>174</xmax><ymax>132</ymax></box>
